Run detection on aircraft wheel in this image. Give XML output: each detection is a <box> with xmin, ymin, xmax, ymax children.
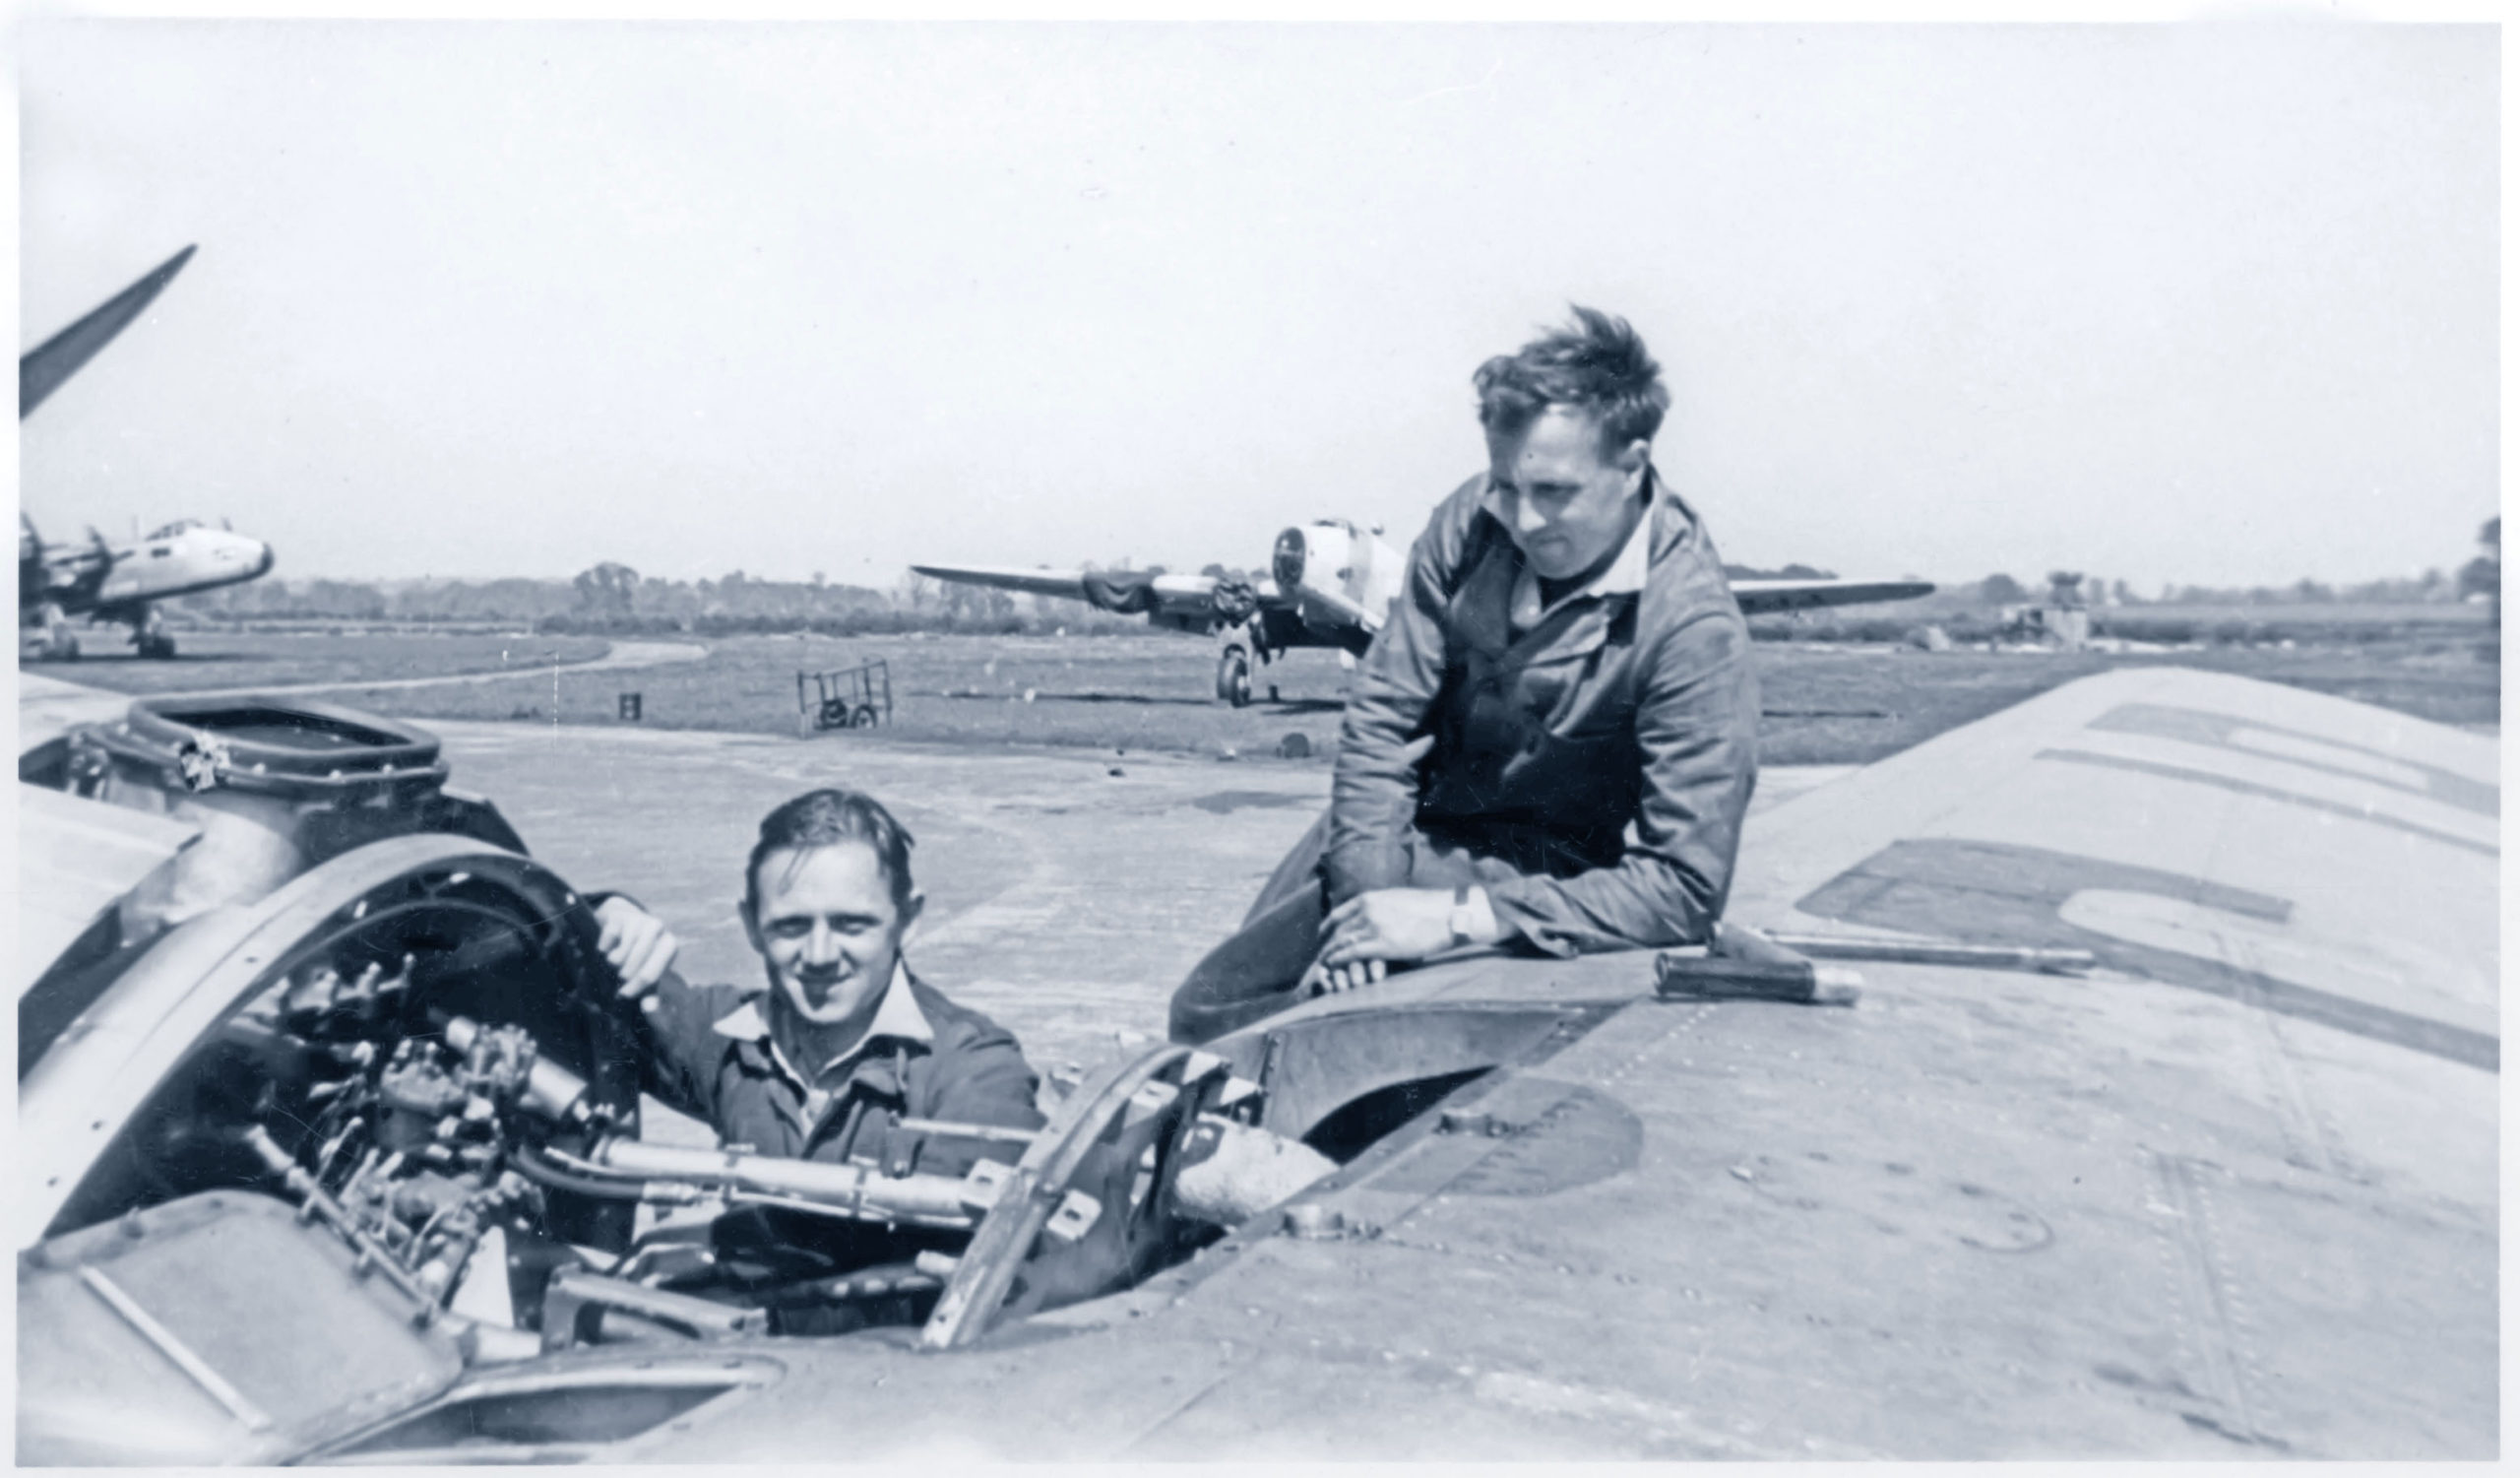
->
<box><xmin>851</xmin><ymin>704</ymin><xmax>881</xmax><ymax>729</ymax></box>
<box><xmin>818</xmin><ymin>698</ymin><xmax>850</xmax><ymax>730</ymax></box>
<box><xmin>1217</xmin><ymin>648</ymin><xmax>1252</xmax><ymax>708</ymax></box>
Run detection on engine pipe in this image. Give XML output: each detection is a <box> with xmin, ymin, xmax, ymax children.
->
<box><xmin>562</xmin><ymin>1139</ymin><xmax>998</xmax><ymax>1230</ymax></box>
<box><xmin>508</xmin><ymin>1144</ymin><xmax>706</xmax><ymax>1205</ymax></box>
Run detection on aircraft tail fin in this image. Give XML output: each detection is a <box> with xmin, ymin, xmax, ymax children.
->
<box><xmin>20</xmin><ymin>244</ymin><xmax>197</xmax><ymax>418</ymax></box>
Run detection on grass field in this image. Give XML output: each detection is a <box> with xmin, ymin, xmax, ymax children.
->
<box><xmin>1751</xmin><ymin>640</ymin><xmax>2496</xmax><ymax>763</ymax></box>
<box><xmin>71</xmin><ymin>625</ymin><xmax>2492</xmax><ymax>767</ymax></box>
<box><xmin>26</xmin><ymin>631</ymin><xmax>614</xmax><ymax>695</ymax></box>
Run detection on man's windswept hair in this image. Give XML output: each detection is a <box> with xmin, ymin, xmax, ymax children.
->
<box><xmin>1473</xmin><ymin>305</ymin><xmax>1670</xmax><ymax>453</ymax></box>
<box><xmin>744</xmin><ymin>788</ymin><xmax>916</xmax><ymax>914</ymax></box>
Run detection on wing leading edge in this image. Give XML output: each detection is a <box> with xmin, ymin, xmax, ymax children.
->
<box><xmin>1732</xmin><ymin>577</ymin><xmax>1936</xmax><ymax>614</ymax></box>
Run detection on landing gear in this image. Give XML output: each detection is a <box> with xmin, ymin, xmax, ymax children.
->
<box><xmin>132</xmin><ymin>607</ymin><xmax>176</xmax><ymax>660</ymax></box>
<box><xmin>1216</xmin><ymin>646</ymin><xmax>1252</xmax><ymax>708</ymax></box>
<box><xmin>26</xmin><ymin>603</ymin><xmax>80</xmax><ymax>662</ymax></box>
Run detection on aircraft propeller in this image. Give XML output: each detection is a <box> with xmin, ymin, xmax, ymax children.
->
<box><xmin>19</xmin><ymin>244</ymin><xmax>197</xmax><ymax>418</ymax></box>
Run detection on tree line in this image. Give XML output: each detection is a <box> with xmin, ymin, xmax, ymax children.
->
<box><xmin>179</xmin><ymin>521</ymin><xmax>2497</xmax><ymax>634</ymax></box>
<box><xmin>177</xmin><ymin>562</ymin><xmax>1184</xmax><ymax>636</ymax></box>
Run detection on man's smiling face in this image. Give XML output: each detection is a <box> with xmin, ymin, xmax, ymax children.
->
<box><xmin>742</xmin><ymin>839</ymin><xmax>921</xmax><ymax>1029</ymax></box>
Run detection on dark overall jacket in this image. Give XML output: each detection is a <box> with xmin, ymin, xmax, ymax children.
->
<box><xmin>1167</xmin><ymin>467</ymin><xmax>1760</xmax><ymax>1044</ymax></box>
<box><xmin>1327</xmin><ymin>466</ymin><xmax>1760</xmax><ymax>955</ymax></box>
<box><xmin>636</xmin><ymin>962</ymin><xmax>1045</xmax><ymax>1183</ymax></box>
<box><xmin>631</xmin><ymin>962</ymin><xmax>1047</xmax><ymax>1330</ymax></box>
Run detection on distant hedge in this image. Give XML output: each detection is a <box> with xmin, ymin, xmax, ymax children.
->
<box><xmin>529</xmin><ymin>610</ymin><xmax>1163</xmax><ymax>639</ymax></box>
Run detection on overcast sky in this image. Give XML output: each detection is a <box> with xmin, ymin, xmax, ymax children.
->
<box><xmin>19</xmin><ymin>22</ymin><xmax>2497</xmax><ymax>592</ymax></box>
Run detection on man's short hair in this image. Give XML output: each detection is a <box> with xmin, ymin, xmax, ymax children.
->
<box><xmin>744</xmin><ymin>788</ymin><xmax>916</xmax><ymax>915</ymax></box>
<box><xmin>1473</xmin><ymin>305</ymin><xmax>1670</xmax><ymax>455</ymax></box>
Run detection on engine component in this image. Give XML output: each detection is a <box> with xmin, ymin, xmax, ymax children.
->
<box><xmin>241</xmin><ymin>1008</ymin><xmax>599</xmax><ymax>1317</ymax></box>
<box><xmin>1271</xmin><ymin>526</ymin><xmax>1307</xmax><ymax>591</ymax></box>
<box><xmin>44</xmin><ymin>696</ymin><xmax>524</xmax><ymax>948</ymax></box>
<box><xmin>1170</xmin><ymin>1114</ymin><xmax>1336</xmax><ymax>1227</ymax></box>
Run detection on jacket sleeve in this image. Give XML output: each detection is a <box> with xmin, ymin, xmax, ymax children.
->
<box><xmin>628</xmin><ymin>966</ymin><xmax>736</xmax><ymax>1127</ymax></box>
<box><xmin>1482</xmin><ymin>605</ymin><xmax>1760</xmax><ymax>955</ymax></box>
<box><xmin>911</xmin><ymin>1020</ymin><xmax>1049</xmax><ymax>1179</ymax></box>
<box><xmin>1325</xmin><ymin>477</ymin><xmax>1485</xmax><ymax>903</ymax></box>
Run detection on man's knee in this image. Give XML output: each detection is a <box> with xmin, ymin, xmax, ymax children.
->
<box><xmin>1170</xmin><ymin>888</ymin><xmax>1325</xmax><ymax>1044</ymax></box>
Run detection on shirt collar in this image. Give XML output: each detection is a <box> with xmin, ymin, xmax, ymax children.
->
<box><xmin>712</xmin><ymin>960</ymin><xmax>933</xmax><ymax>1083</ymax></box>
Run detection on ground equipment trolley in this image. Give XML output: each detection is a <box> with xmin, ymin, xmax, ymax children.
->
<box><xmin>797</xmin><ymin>658</ymin><xmax>893</xmax><ymax>732</ymax></box>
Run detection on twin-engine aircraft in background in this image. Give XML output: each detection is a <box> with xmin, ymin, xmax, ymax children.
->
<box><xmin>918</xmin><ymin>519</ymin><xmax>1933</xmax><ymax>704</ymax></box>
<box><xmin>19</xmin><ymin>244</ymin><xmax>276</xmax><ymax>660</ymax></box>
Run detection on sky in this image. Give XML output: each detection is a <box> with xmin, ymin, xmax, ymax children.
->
<box><xmin>18</xmin><ymin>22</ymin><xmax>2499</xmax><ymax>593</ymax></box>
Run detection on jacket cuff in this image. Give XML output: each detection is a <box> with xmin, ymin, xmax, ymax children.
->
<box><xmin>1480</xmin><ymin>877</ymin><xmax>1581</xmax><ymax>959</ymax></box>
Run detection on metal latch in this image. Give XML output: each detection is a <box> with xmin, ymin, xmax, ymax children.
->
<box><xmin>1043</xmin><ymin>1189</ymin><xmax>1102</xmax><ymax>1245</ymax></box>
<box><xmin>959</xmin><ymin>1159</ymin><xmax>1013</xmax><ymax>1213</ymax></box>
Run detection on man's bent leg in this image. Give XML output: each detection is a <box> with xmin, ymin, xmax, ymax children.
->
<box><xmin>1239</xmin><ymin>808</ymin><xmax>1332</xmax><ymax>929</ymax></box>
<box><xmin>1166</xmin><ymin>887</ymin><xmax>1328</xmax><ymax>1044</ymax></box>
<box><xmin>1170</xmin><ymin>810</ymin><xmax>1333</xmax><ymax>1044</ymax></box>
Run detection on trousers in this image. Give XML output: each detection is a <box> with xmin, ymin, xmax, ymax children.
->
<box><xmin>1166</xmin><ymin>808</ymin><xmax>1549</xmax><ymax>1044</ymax></box>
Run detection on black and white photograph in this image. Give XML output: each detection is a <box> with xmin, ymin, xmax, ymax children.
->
<box><xmin>15</xmin><ymin>15</ymin><xmax>2498</xmax><ymax>1463</ymax></box>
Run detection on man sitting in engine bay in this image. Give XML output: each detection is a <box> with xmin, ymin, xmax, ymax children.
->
<box><xmin>593</xmin><ymin>787</ymin><xmax>1046</xmax><ymax>1330</ymax></box>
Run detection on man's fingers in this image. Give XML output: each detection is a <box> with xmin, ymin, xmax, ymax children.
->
<box><xmin>612</xmin><ymin>929</ymin><xmax>671</xmax><ymax>997</ymax></box>
<box><xmin>1315</xmin><ymin>959</ymin><xmax>1385</xmax><ymax>994</ymax></box>
<box><xmin>1321</xmin><ymin>935</ymin><xmax>1375</xmax><ymax>969</ymax></box>
<box><xmin>621</xmin><ymin>929</ymin><xmax>677</xmax><ymax>992</ymax></box>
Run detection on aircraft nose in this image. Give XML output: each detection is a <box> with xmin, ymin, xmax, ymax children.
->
<box><xmin>249</xmin><ymin>540</ymin><xmax>275</xmax><ymax>578</ymax></box>
<box><xmin>1271</xmin><ymin>528</ymin><xmax>1308</xmax><ymax>591</ymax></box>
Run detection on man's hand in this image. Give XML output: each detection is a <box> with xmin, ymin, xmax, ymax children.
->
<box><xmin>1312</xmin><ymin>885</ymin><xmax>1504</xmax><ymax>995</ymax></box>
<box><xmin>594</xmin><ymin>896</ymin><xmax>679</xmax><ymax>1006</ymax></box>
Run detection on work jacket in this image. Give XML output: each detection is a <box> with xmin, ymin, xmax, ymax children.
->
<box><xmin>636</xmin><ymin>961</ymin><xmax>1045</xmax><ymax>1185</ymax></box>
<box><xmin>1326</xmin><ymin>467</ymin><xmax>1759</xmax><ymax>955</ymax></box>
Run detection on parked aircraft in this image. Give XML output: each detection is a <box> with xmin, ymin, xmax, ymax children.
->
<box><xmin>20</xmin><ymin>245</ymin><xmax>275</xmax><ymax>660</ymax></box>
<box><xmin>16</xmin><ymin>661</ymin><xmax>2490</xmax><ymax>1461</ymax></box>
<box><xmin>919</xmin><ymin>519</ymin><xmax>1933</xmax><ymax>704</ymax></box>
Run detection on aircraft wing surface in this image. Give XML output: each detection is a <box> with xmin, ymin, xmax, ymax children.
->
<box><xmin>1732</xmin><ymin>575</ymin><xmax>1936</xmax><ymax>614</ymax></box>
<box><xmin>17</xmin><ymin>672</ymin><xmax>138</xmax><ymax>752</ymax></box>
<box><xmin>669</xmin><ymin>666</ymin><xmax>2491</xmax><ymax>1460</ymax></box>
<box><xmin>911</xmin><ymin>563</ymin><xmax>1096</xmax><ymax>602</ymax></box>
<box><xmin>16</xmin><ymin>786</ymin><xmax>198</xmax><ymax>996</ymax></box>
<box><xmin>914</xmin><ymin>563</ymin><xmax>1278</xmax><ymax>627</ymax></box>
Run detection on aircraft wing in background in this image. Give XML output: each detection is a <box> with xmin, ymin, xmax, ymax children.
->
<box><xmin>1732</xmin><ymin>576</ymin><xmax>1937</xmax><ymax>614</ymax></box>
<box><xmin>912</xmin><ymin>563</ymin><xmax>1273</xmax><ymax>635</ymax></box>
<box><xmin>918</xmin><ymin>535</ymin><xmax>1933</xmax><ymax>706</ymax></box>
